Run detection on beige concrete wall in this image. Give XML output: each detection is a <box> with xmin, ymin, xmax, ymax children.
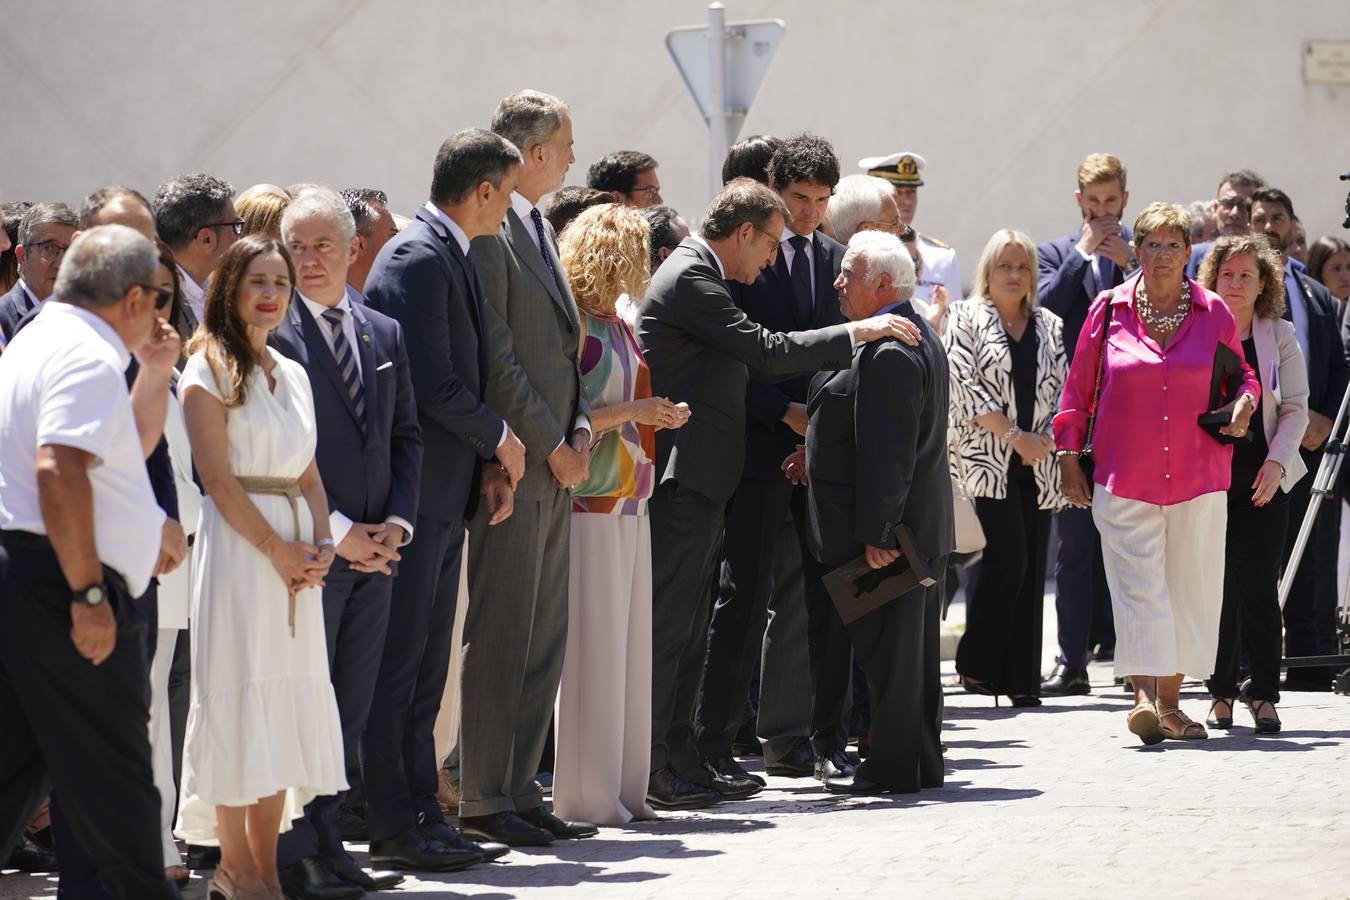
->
<box><xmin>3</xmin><ymin>0</ymin><xmax>1347</xmax><ymax>285</ymax></box>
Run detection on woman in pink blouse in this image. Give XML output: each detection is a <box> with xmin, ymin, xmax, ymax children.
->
<box><xmin>1054</xmin><ymin>202</ymin><xmax>1259</xmax><ymax>746</ymax></box>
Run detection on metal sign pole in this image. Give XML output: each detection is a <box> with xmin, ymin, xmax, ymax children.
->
<box><xmin>706</xmin><ymin>2</ymin><xmax>728</xmax><ymax>198</ymax></box>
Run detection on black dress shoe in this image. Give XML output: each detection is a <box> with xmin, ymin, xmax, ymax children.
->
<box><xmin>646</xmin><ymin>765</ymin><xmax>720</xmax><ymax>810</ymax></box>
<box><xmin>1009</xmin><ymin>695</ymin><xmax>1042</xmax><ymax>708</ymax></box>
<box><xmin>5</xmin><ymin>833</ymin><xmax>57</xmax><ymax>872</ymax></box>
<box><xmin>824</xmin><ymin>774</ymin><xmax>892</xmax><ymax>795</ymax></box>
<box><xmin>335</xmin><ymin>804</ymin><xmax>369</xmax><ymax>842</ymax></box>
<box><xmin>325</xmin><ymin>852</ymin><xmax>403</xmax><ymax>891</ymax></box>
<box><xmin>187</xmin><ymin>843</ymin><xmax>221</xmax><ymax>870</ymax></box>
<box><xmin>1040</xmin><ymin>664</ymin><xmax>1091</xmax><ymax>696</ymax></box>
<box><xmin>764</xmin><ymin>738</ymin><xmax>815</xmax><ymax>777</ymax></box>
<box><xmin>369</xmin><ymin>826</ymin><xmax>482</xmax><ymax>872</ymax></box>
<box><xmin>518</xmin><ymin>806</ymin><xmax>599</xmax><ymax>839</ymax></box>
<box><xmin>459</xmin><ymin>811</ymin><xmax>554</xmax><ymax>847</ymax></box>
<box><xmin>705</xmin><ymin>755</ymin><xmax>766</xmax><ymax>787</ymax></box>
<box><xmin>685</xmin><ymin>760</ymin><xmax>763</xmax><ymax>800</ymax></box>
<box><xmin>813</xmin><ymin>750</ymin><xmax>857</xmax><ymax>783</ymax></box>
<box><xmin>278</xmin><ymin>856</ymin><xmax>364</xmax><ymax>900</ymax></box>
<box><xmin>419</xmin><ymin>819</ymin><xmax>510</xmax><ymax>862</ymax></box>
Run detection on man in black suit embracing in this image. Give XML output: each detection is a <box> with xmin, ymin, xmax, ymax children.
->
<box><xmin>636</xmin><ymin>179</ymin><xmax>918</xmax><ymax>809</ymax></box>
<box><xmin>697</xmin><ymin>134</ymin><xmax>856</xmax><ymax>785</ymax></box>
<box><xmin>360</xmin><ymin>131</ymin><xmax>525</xmax><ymax>874</ymax></box>
<box><xmin>800</xmin><ymin>229</ymin><xmax>953</xmax><ymax>795</ymax></box>
<box><xmin>268</xmin><ymin>186</ymin><xmax>422</xmax><ymax>898</ymax></box>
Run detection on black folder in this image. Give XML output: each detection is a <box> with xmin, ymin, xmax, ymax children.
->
<box><xmin>822</xmin><ymin>524</ymin><xmax>937</xmax><ymax>626</ymax></box>
<box><xmin>1196</xmin><ymin>342</ymin><xmax>1254</xmax><ymax>445</ymax></box>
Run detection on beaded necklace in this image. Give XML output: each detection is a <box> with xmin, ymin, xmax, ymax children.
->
<box><xmin>1135</xmin><ymin>280</ymin><xmax>1191</xmax><ymax>336</ymax></box>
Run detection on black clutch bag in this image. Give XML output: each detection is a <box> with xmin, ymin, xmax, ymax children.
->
<box><xmin>1196</xmin><ymin>342</ymin><xmax>1253</xmax><ymax>445</ymax></box>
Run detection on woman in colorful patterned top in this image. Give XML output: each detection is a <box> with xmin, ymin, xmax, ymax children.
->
<box><xmin>553</xmin><ymin>204</ymin><xmax>690</xmax><ymax>824</ymax></box>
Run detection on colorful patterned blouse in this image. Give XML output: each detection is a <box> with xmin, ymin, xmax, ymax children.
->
<box><xmin>571</xmin><ymin>310</ymin><xmax>656</xmax><ymax>515</ymax></box>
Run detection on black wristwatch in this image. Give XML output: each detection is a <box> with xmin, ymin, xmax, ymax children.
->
<box><xmin>72</xmin><ymin>584</ymin><xmax>107</xmax><ymax>607</ymax></box>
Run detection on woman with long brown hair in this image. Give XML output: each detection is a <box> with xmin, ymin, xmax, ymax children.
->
<box><xmin>175</xmin><ymin>235</ymin><xmax>344</xmax><ymax>900</ymax></box>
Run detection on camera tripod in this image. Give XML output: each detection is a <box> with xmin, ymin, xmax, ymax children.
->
<box><xmin>1279</xmin><ymin>375</ymin><xmax>1350</xmax><ymax>695</ymax></box>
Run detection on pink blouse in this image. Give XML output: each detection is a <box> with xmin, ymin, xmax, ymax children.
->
<box><xmin>1053</xmin><ymin>273</ymin><xmax>1260</xmax><ymax>506</ymax></box>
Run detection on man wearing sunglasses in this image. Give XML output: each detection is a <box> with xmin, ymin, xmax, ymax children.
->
<box><xmin>0</xmin><ymin>202</ymin><xmax>78</xmax><ymax>344</ymax></box>
<box><xmin>153</xmin><ymin>173</ymin><xmax>240</xmax><ymax>329</ymax></box>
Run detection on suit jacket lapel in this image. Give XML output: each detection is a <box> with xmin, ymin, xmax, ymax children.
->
<box><xmin>506</xmin><ymin>208</ymin><xmax>568</xmax><ymax>313</ymax></box>
<box><xmin>295</xmin><ymin>295</ymin><xmax>362</xmax><ymax>429</ymax></box>
<box><xmin>811</xmin><ymin>236</ymin><xmax>835</xmax><ymax>327</ymax></box>
<box><xmin>350</xmin><ymin>303</ymin><xmax>379</xmax><ymax>422</ymax></box>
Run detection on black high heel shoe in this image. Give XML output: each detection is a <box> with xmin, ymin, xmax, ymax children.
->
<box><xmin>1248</xmin><ymin>699</ymin><xmax>1281</xmax><ymax>734</ymax></box>
<box><xmin>1205</xmin><ymin>697</ymin><xmax>1234</xmax><ymax>729</ymax></box>
<box><xmin>1009</xmin><ymin>695</ymin><xmax>1042</xmax><ymax>708</ymax></box>
<box><xmin>961</xmin><ymin>677</ymin><xmax>999</xmax><ymax>707</ymax></box>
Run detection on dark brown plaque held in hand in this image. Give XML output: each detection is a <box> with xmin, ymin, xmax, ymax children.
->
<box><xmin>822</xmin><ymin>524</ymin><xmax>937</xmax><ymax>626</ymax></box>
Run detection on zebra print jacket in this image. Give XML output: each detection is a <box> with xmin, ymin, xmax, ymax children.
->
<box><xmin>943</xmin><ymin>297</ymin><xmax>1068</xmax><ymax>510</ymax></box>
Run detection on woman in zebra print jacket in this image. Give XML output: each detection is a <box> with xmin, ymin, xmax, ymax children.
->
<box><xmin>944</xmin><ymin>229</ymin><xmax>1068</xmax><ymax>706</ymax></box>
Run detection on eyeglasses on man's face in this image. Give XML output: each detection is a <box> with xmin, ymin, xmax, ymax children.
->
<box><xmin>203</xmin><ymin>219</ymin><xmax>246</xmax><ymax>237</ymax></box>
<box><xmin>25</xmin><ymin>240</ymin><xmax>71</xmax><ymax>260</ymax></box>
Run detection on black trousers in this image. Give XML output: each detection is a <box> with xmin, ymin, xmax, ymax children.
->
<box><xmin>649</xmin><ymin>480</ymin><xmax>724</xmax><ymax>775</ymax></box>
<box><xmin>1282</xmin><ymin>446</ymin><xmax>1343</xmax><ymax>684</ymax></box>
<box><xmin>0</xmin><ymin>533</ymin><xmax>177</xmax><ymax>900</ymax></box>
<box><xmin>361</xmin><ymin>515</ymin><xmax>463</xmax><ymax>841</ymax></box>
<box><xmin>956</xmin><ymin>470</ymin><xmax>1051</xmax><ymax>696</ymax></box>
<box><xmin>1053</xmin><ymin>504</ymin><xmax>1113</xmax><ymax>667</ymax></box>
<box><xmin>697</xmin><ymin>479</ymin><xmax>836</xmax><ymax>759</ymax></box>
<box><xmin>280</xmin><ymin>563</ymin><xmax>394</xmax><ymax>867</ymax></box>
<box><xmin>1209</xmin><ymin>489</ymin><xmax>1288</xmax><ymax>702</ymax></box>
<box><xmin>849</xmin><ymin>567</ymin><xmax>945</xmax><ymax>793</ymax></box>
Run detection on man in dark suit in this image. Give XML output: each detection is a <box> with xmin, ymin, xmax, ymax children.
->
<box><xmin>800</xmin><ymin>230</ymin><xmax>953</xmax><ymax>795</ymax></box>
<box><xmin>361</xmin><ymin>130</ymin><xmax>525</xmax><ymax>873</ymax></box>
<box><xmin>1185</xmin><ymin>169</ymin><xmax>1268</xmax><ymax>278</ymax></box>
<box><xmin>636</xmin><ymin>178</ymin><xmax>917</xmax><ymax>809</ymax></box>
<box><xmin>1252</xmin><ymin>187</ymin><xmax>1350</xmax><ymax>689</ymax></box>
<box><xmin>0</xmin><ymin>203</ymin><xmax>78</xmax><ymax>343</ymax></box>
<box><xmin>458</xmin><ymin>90</ymin><xmax>597</xmax><ymax>848</ymax></box>
<box><xmin>265</xmin><ymin>187</ymin><xmax>421</xmax><ymax>898</ymax></box>
<box><xmin>696</xmin><ymin>134</ymin><xmax>853</xmax><ymax>784</ymax></box>
<box><xmin>1035</xmin><ymin>153</ymin><xmax>1130</xmax><ymax>696</ymax></box>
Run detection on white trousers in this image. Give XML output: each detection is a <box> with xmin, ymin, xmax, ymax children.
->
<box><xmin>149</xmin><ymin>627</ymin><xmax>183</xmax><ymax>867</ymax></box>
<box><xmin>552</xmin><ymin>513</ymin><xmax>655</xmax><ymax>826</ymax></box>
<box><xmin>1092</xmin><ymin>487</ymin><xmax>1227</xmax><ymax>679</ymax></box>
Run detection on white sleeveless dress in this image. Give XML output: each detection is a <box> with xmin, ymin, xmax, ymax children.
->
<box><xmin>175</xmin><ymin>348</ymin><xmax>346</xmax><ymax>844</ymax></box>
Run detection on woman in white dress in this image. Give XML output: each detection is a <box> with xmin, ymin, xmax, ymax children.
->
<box><xmin>177</xmin><ymin>235</ymin><xmax>345</xmax><ymax>900</ymax></box>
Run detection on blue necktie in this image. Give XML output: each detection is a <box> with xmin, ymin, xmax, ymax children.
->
<box><xmin>1096</xmin><ymin>257</ymin><xmax>1116</xmax><ymax>294</ymax></box>
<box><xmin>529</xmin><ymin>207</ymin><xmax>559</xmax><ymax>285</ymax></box>
<box><xmin>322</xmin><ymin>307</ymin><xmax>366</xmax><ymax>430</ymax></box>
<box><xmin>788</xmin><ymin>234</ymin><xmax>813</xmax><ymax>325</ymax></box>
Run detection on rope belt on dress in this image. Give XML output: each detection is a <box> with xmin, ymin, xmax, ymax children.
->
<box><xmin>237</xmin><ymin>476</ymin><xmax>303</xmax><ymax>637</ymax></box>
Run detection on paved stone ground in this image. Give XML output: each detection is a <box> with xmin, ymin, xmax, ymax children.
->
<box><xmin>6</xmin><ymin>657</ymin><xmax>1350</xmax><ymax>900</ymax></box>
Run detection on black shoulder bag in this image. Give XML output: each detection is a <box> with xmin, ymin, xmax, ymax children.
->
<box><xmin>1078</xmin><ymin>293</ymin><xmax>1115</xmax><ymax>483</ymax></box>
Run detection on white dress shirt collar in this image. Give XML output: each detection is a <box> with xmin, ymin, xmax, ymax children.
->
<box><xmin>423</xmin><ymin>201</ymin><xmax>473</xmax><ymax>257</ymax></box>
<box><xmin>690</xmin><ymin>235</ymin><xmax>727</xmax><ymax>280</ymax></box>
<box><xmin>177</xmin><ymin>265</ymin><xmax>207</xmax><ymax>323</ymax></box>
<box><xmin>17</xmin><ymin>279</ymin><xmax>41</xmax><ymax>308</ymax></box>
<box><xmin>510</xmin><ymin>192</ymin><xmax>546</xmax><ymax>256</ymax></box>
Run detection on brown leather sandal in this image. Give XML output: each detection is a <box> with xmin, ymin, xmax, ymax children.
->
<box><xmin>1126</xmin><ymin>701</ymin><xmax>1165</xmax><ymax>745</ymax></box>
<box><xmin>1158</xmin><ymin>708</ymin><xmax>1208</xmax><ymax>740</ymax></box>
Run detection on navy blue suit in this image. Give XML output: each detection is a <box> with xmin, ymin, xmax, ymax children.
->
<box><xmin>269</xmin><ymin>293</ymin><xmax>422</xmax><ymax>868</ymax></box>
<box><xmin>1281</xmin><ymin>265</ymin><xmax>1349</xmax><ymax>683</ymax></box>
<box><xmin>1035</xmin><ymin>226</ymin><xmax>1124</xmax><ymax>671</ymax></box>
<box><xmin>0</xmin><ymin>282</ymin><xmax>38</xmax><ymax>346</ymax></box>
<box><xmin>698</xmin><ymin>232</ymin><xmax>852</xmax><ymax>762</ymax></box>
<box><xmin>360</xmin><ymin>207</ymin><xmax>503</xmax><ymax>841</ymax></box>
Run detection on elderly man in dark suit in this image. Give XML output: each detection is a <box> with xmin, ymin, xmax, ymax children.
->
<box><xmin>636</xmin><ymin>178</ymin><xmax>917</xmax><ymax>809</ymax></box>
<box><xmin>696</xmin><ymin>134</ymin><xmax>855</xmax><ymax>786</ymax></box>
<box><xmin>266</xmin><ymin>186</ymin><xmax>422</xmax><ymax>898</ymax></box>
<box><xmin>1035</xmin><ymin>153</ymin><xmax>1131</xmax><ymax>696</ymax></box>
<box><xmin>456</xmin><ymin>90</ymin><xmax>597</xmax><ymax>849</ymax></box>
<box><xmin>1251</xmin><ymin>187</ymin><xmax>1350</xmax><ymax>690</ymax></box>
<box><xmin>361</xmin><ymin>130</ymin><xmax>524</xmax><ymax>873</ymax></box>
<box><xmin>799</xmin><ymin>229</ymin><xmax>953</xmax><ymax>795</ymax></box>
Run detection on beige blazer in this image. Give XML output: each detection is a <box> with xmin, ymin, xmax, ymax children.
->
<box><xmin>1250</xmin><ymin>314</ymin><xmax>1309</xmax><ymax>492</ymax></box>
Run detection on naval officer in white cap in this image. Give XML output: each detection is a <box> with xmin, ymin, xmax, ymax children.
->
<box><xmin>858</xmin><ymin>152</ymin><xmax>962</xmax><ymax>305</ymax></box>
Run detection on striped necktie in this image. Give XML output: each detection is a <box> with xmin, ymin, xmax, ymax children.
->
<box><xmin>321</xmin><ymin>307</ymin><xmax>366</xmax><ymax>429</ymax></box>
<box><xmin>529</xmin><ymin>207</ymin><xmax>559</xmax><ymax>284</ymax></box>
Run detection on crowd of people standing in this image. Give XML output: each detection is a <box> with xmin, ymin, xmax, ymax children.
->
<box><xmin>1</xmin><ymin>86</ymin><xmax>1348</xmax><ymax>900</ymax></box>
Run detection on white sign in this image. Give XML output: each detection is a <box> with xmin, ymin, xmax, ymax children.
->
<box><xmin>1305</xmin><ymin>41</ymin><xmax>1350</xmax><ymax>86</ymax></box>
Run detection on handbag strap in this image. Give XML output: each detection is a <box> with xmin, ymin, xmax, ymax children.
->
<box><xmin>1083</xmin><ymin>291</ymin><xmax>1116</xmax><ymax>452</ymax></box>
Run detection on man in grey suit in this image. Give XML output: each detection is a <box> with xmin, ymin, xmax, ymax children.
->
<box><xmin>636</xmin><ymin>179</ymin><xmax>918</xmax><ymax>809</ymax></box>
<box><xmin>459</xmin><ymin>90</ymin><xmax>597</xmax><ymax>847</ymax></box>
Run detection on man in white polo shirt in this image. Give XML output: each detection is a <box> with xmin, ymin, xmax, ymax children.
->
<box><xmin>0</xmin><ymin>224</ymin><xmax>181</xmax><ymax>899</ymax></box>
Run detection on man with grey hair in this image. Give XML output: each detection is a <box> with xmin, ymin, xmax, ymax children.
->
<box><xmin>0</xmin><ymin>202</ymin><xmax>79</xmax><ymax>342</ymax></box>
<box><xmin>341</xmin><ymin>188</ymin><xmax>398</xmax><ymax>299</ymax></box>
<box><xmin>797</xmin><ymin>229</ymin><xmax>952</xmax><ymax>795</ymax></box>
<box><xmin>0</xmin><ymin>225</ymin><xmax>181</xmax><ymax>899</ymax></box>
<box><xmin>269</xmin><ymin>186</ymin><xmax>422</xmax><ymax>897</ymax></box>
<box><xmin>362</xmin><ymin>128</ymin><xmax>523</xmax><ymax>871</ymax></box>
<box><xmin>450</xmin><ymin>90</ymin><xmax>599</xmax><ymax>848</ymax></box>
<box><xmin>153</xmin><ymin>173</ymin><xmax>240</xmax><ymax>328</ymax></box>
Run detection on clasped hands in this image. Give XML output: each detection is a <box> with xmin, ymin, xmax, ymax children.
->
<box><xmin>263</xmin><ymin>534</ymin><xmax>334</xmax><ymax>595</ymax></box>
<box><xmin>336</xmin><ymin>522</ymin><xmax>404</xmax><ymax>575</ymax></box>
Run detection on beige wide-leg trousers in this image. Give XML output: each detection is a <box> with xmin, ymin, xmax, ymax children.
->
<box><xmin>1092</xmin><ymin>487</ymin><xmax>1227</xmax><ymax>679</ymax></box>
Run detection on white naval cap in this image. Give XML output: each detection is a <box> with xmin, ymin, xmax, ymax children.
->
<box><xmin>858</xmin><ymin>152</ymin><xmax>926</xmax><ymax>187</ymax></box>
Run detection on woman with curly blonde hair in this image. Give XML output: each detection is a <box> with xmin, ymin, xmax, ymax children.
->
<box><xmin>1198</xmin><ymin>233</ymin><xmax>1308</xmax><ymax>734</ymax></box>
<box><xmin>552</xmin><ymin>204</ymin><xmax>689</xmax><ymax>824</ymax></box>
